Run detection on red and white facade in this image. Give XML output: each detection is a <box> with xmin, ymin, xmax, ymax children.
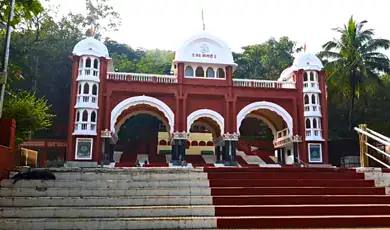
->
<box><xmin>66</xmin><ymin>31</ymin><xmax>329</xmax><ymax>166</ymax></box>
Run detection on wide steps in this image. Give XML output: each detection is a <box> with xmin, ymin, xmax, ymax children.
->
<box><xmin>0</xmin><ymin>206</ymin><xmax>215</xmax><ymax>218</ymax></box>
<box><xmin>1</xmin><ymin>179</ymin><xmax>209</xmax><ymax>188</ymax></box>
<box><xmin>2</xmin><ymin>167</ymin><xmax>390</xmax><ymax>229</ymax></box>
<box><xmin>3</xmin><ymin>204</ymin><xmax>390</xmax><ymax>218</ymax></box>
<box><xmin>0</xmin><ymin>187</ymin><xmax>211</xmax><ymax>197</ymax></box>
<box><xmin>213</xmin><ymin>195</ymin><xmax>390</xmax><ymax>205</ymax></box>
<box><xmin>211</xmin><ymin>187</ymin><xmax>386</xmax><ymax>195</ymax></box>
<box><xmin>0</xmin><ymin>196</ymin><xmax>213</xmax><ymax>207</ymax></box>
<box><xmin>0</xmin><ymin>217</ymin><xmax>218</xmax><ymax>230</ymax></box>
<box><xmin>3</xmin><ymin>215</ymin><xmax>390</xmax><ymax>229</ymax></box>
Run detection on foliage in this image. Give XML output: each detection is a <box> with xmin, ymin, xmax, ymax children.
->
<box><xmin>136</xmin><ymin>49</ymin><xmax>174</xmax><ymax>74</ymax></box>
<box><xmin>319</xmin><ymin>16</ymin><xmax>390</xmax><ymax>132</ymax></box>
<box><xmin>2</xmin><ymin>91</ymin><xmax>55</xmax><ymax>144</ymax></box>
<box><xmin>234</xmin><ymin>37</ymin><xmax>300</xmax><ymax>80</ymax></box>
<box><xmin>0</xmin><ymin>0</ymin><xmax>44</xmax><ymax>27</ymax></box>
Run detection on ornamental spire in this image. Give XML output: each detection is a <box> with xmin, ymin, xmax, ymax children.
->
<box><xmin>89</xmin><ymin>26</ymin><xmax>95</xmax><ymax>37</ymax></box>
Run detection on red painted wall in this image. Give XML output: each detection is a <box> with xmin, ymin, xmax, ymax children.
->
<box><xmin>0</xmin><ymin>119</ymin><xmax>16</xmax><ymax>180</ymax></box>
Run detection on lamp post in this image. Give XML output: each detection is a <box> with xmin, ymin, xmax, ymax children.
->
<box><xmin>0</xmin><ymin>0</ymin><xmax>16</xmax><ymax>118</ymax></box>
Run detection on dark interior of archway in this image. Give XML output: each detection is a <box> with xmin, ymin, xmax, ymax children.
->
<box><xmin>116</xmin><ymin>114</ymin><xmax>165</xmax><ymax>164</ymax></box>
<box><xmin>238</xmin><ymin>117</ymin><xmax>274</xmax><ymax>162</ymax></box>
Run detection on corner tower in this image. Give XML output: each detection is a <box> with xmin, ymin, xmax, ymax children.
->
<box><xmin>66</xmin><ymin>31</ymin><xmax>110</xmax><ymax>166</ymax></box>
<box><xmin>280</xmin><ymin>51</ymin><xmax>328</xmax><ymax>164</ymax></box>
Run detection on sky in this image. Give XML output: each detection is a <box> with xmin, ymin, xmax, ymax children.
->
<box><xmin>45</xmin><ymin>0</ymin><xmax>390</xmax><ymax>54</ymax></box>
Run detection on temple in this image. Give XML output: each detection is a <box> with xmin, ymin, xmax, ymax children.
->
<box><xmin>66</xmin><ymin>30</ymin><xmax>328</xmax><ymax>167</ymax></box>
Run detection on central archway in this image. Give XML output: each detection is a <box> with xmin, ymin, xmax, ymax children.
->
<box><xmin>111</xmin><ymin>95</ymin><xmax>175</xmax><ymax>135</ymax></box>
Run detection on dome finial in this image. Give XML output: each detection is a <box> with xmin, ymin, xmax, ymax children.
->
<box><xmin>202</xmin><ymin>10</ymin><xmax>205</xmax><ymax>31</ymax></box>
<box><xmin>89</xmin><ymin>26</ymin><xmax>95</xmax><ymax>37</ymax></box>
<box><xmin>303</xmin><ymin>43</ymin><xmax>307</xmax><ymax>53</ymax></box>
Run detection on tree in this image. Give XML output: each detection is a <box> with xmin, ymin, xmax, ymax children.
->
<box><xmin>2</xmin><ymin>90</ymin><xmax>54</xmax><ymax>144</ymax></box>
<box><xmin>319</xmin><ymin>16</ymin><xmax>390</xmax><ymax>132</ymax></box>
<box><xmin>136</xmin><ymin>49</ymin><xmax>174</xmax><ymax>74</ymax></box>
<box><xmin>0</xmin><ymin>0</ymin><xmax>44</xmax><ymax>27</ymax></box>
<box><xmin>234</xmin><ymin>37</ymin><xmax>299</xmax><ymax>80</ymax></box>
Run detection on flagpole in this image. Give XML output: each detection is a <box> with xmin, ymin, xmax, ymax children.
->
<box><xmin>0</xmin><ymin>0</ymin><xmax>16</xmax><ymax>118</ymax></box>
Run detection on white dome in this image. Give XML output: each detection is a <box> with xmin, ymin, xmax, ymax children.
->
<box><xmin>279</xmin><ymin>66</ymin><xmax>294</xmax><ymax>81</ymax></box>
<box><xmin>73</xmin><ymin>37</ymin><xmax>109</xmax><ymax>58</ymax></box>
<box><xmin>173</xmin><ymin>32</ymin><xmax>237</xmax><ymax>66</ymax></box>
<box><xmin>292</xmin><ymin>52</ymin><xmax>323</xmax><ymax>71</ymax></box>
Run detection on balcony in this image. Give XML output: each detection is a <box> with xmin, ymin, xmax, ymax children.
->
<box><xmin>304</xmin><ymin>104</ymin><xmax>322</xmax><ymax>117</ymax></box>
<box><xmin>77</xmin><ymin>68</ymin><xmax>100</xmax><ymax>82</ymax></box>
<box><xmin>306</xmin><ymin>128</ymin><xmax>324</xmax><ymax>141</ymax></box>
<box><xmin>107</xmin><ymin>72</ymin><xmax>296</xmax><ymax>89</ymax></box>
<box><xmin>75</xmin><ymin>94</ymin><xmax>98</xmax><ymax>109</ymax></box>
<box><xmin>303</xmin><ymin>81</ymin><xmax>321</xmax><ymax>93</ymax></box>
<box><xmin>73</xmin><ymin>122</ymin><xmax>97</xmax><ymax>136</ymax></box>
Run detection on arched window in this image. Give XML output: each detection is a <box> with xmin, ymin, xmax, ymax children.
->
<box><xmin>83</xmin><ymin>83</ymin><xmax>89</xmax><ymax>94</ymax></box>
<box><xmin>303</xmin><ymin>72</ymin><xmax>308</xmax><ymax>81</ymax></box>
<box><xmin>311</xmin><ymin>94</ymin><xmax>316</xmax><ymax>104</ymax></box>
<box><xmin>76</xmin><ymin>111</ymin><xmax>80</xmax><ymax>121</ymax></box>
<box><xmin>86</xmin><ymin>58</ymin><xmax>91</xmax><ymax>68</ymax></box>
<box><xmin>195</xmin><ymin>66</ymin><xmax>204</xmax><ymax>77</ymax></box>
<box><xmin>206</xmin><ymin>141</ymin><xmax>213</xmax><ymax>146</ymax></box>
<box><xmin>310</xmin><ymin>72</ymin><xmax>314</xmax><ymax>81</ymax></box>
<box><xmin>82</xmin><ymin>110</ymin><xmax>88</xmax><ymax>122</ymax></box>
<box><xmin>304</xmin><ymin>94</ymin><xmax>309</xmax><ymax>104</ymax></box>
<box><xmin>317</xmin><ymin>118</ymin><xmax>321</xmax><ymax>129</ymax></box>
<box><xmin>78</xmin><ymin>84</ymin><xmax>82</xmax><ymax>94</ymax></box>
<box><xmin>185</xmin><ymin>66</ymin><xmax>194</xmax><ymax>77</ymax></box>
<box><xmin>313</xmin><ymin>118</ymin><xmax>317</xmax><ymax>128</ymax></box>
<box><xmin>92</xmin><ymin>84</ymin><xmax>98</xmax><ymax>95</ymax></box>
<box><xmin>206</xmin><ymin>67</ymin><xmax>215</xmax><ymax>78</ymax></box>
<box><xmin>199</xmin><ymin>141</ymin><xmax>206</xmax><ymax>146</ymax></box>
<box><xmin>93</xmin><ymin>59</ymin><xmax>99</xmax><ymax>69</ymax></box>
<box><xmin>305</xmin><ymin>118</ymin><xmax>311</xmax><ymax>129</ymax></box>
<box><xmin>217</xmin><ymin>68</ymin><xmax>225</xmax><ymax>78</ymax></box>
<box><xmin>91</xmin><ymin>111</ymin><xmax>96</xmax><ymax>122</ymax></box>
<box><xmin>191</xmin><ymin>141</ymin><xmax>198</xmax><ymax>146</ymax></box>
<box><xmin>79</xmin><ymin>58</ymin><xmax>84</xmax><ymax>68</ymax></box>
<box><xmin>159</xmin><ymin>140</ymin><xmax>167</xmax><ymax>145</ymax></box>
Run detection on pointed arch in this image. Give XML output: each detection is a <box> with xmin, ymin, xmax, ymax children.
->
<box><xmin>237</xmin><ymin>101</ymin><xmax>293</xmax><ymax>135</ymax></box>
<box><xmin>187</xmin><ymin>109</ymin><xmax>224</xmax><ymax>136</ymax></box>
<box><xmin>110</xmin><ymin>95</ymin><xmax>175</xmax><ymax>134</ymax></box>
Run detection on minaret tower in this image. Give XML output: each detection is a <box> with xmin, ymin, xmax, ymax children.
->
<box><xmin>295</xmin><ymin>47</ymin><xmax>328</xmax><ymax>163</ymax></box>
<box><xmin>66</xmin><ymin>27</ymin><xmax>110</xmax><ymax>166</ymax></box>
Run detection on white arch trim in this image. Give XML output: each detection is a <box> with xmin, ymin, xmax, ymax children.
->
<box><xmin>110</xmin><ymin>95</ymin><xmax>175</xmax><ymax>134</ymax></box>
<box><xmin>237</xmin><ymin>101</ymin><xmax>293</xmax><ymax>135</ymax></box>
<box><xmin>114</xmin><ymin>109</ymin><xmax>170</xmax><ymax>135</ymax></box>
<box><xmin>245</xmin><ymin>113</ymin><xmax>277</xmax><ymax>139</ymax></box>
<box><xmin>187</xmin><ymin>109</ymin><xmax>224</xmax><ymax>136</ymax></box>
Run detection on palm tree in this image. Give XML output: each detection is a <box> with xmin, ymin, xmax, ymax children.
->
<box><xmin>319</xmin><ymin>16</ymin><xmax>390</xmax><ymax>132</ymax></box>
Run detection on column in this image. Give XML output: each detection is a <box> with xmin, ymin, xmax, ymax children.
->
<box><xmin>277</xmin><ymin>148</ymin><xmax>282</xmax><ymax>163</ymax></box>
<box><xmin>231</xmin><ymin>140</ymin><xmax>237</xmax><ymax>162</ymax></box>
<box><xmin>171</xmin><ymin>132</ymin><xmax>188</xmax><ymax>165</ymax></box>
<box><xmin>293</xmin><ymin>142</ymin><xmax>299</xmax><ymax>164</ymax></box>
<box><xmin>170</xmin><ymin>141</ymin><xmax>179</xmax><ymax>163</ymax></box>
<box><xmin>223</xmin><ymin>141</ymin><xmax>230</xmax><ymax>163</ymax></box>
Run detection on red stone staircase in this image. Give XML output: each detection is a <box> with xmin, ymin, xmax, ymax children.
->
<box><xmin>205</xmin><ymin>166</ymin><xmax>390</xmax><ymax>229</ymax></box>
<box><xmin>2</xmin><ymin>166</ymin><xmax>390</xmax><ymax>229</ymax></box>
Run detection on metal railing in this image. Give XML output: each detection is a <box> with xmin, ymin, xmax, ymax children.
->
<box><xmin>355</xmin><ymin>124</ymin><xmax>390</xmax><ymax>168</ymax></box>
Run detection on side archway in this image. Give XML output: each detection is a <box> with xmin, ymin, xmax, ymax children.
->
<box><xmin>237</xmin><ymin>101</ymin><xmax>293</xmax><ymax>135</ymax></box>
<box><xmin>111</xmin><ymin>95</ymin><xmax>175</xmax><ymax>134</ymax></box>
<box><xmin>187</xmin><ymin>109</ymin><xmax>224</xmax><ymax>136</ymax></box>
